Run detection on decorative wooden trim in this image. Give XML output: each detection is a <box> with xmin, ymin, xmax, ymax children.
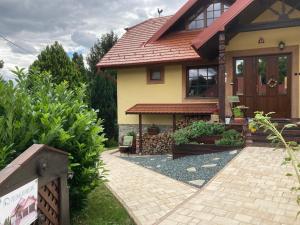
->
<box><xmin>230</xmin><ymin>18</ymin><xmax>300</xmax><ymax>33</ymax></box>
<box><xmin>218</xmin><ymin>32</ymin><xmax>226</xmax><ymax>121</ymax></box>
<box><xmin>147</xmin><ymin>66</ymin><xmax>165</xmax><ymax>84</ymax></box>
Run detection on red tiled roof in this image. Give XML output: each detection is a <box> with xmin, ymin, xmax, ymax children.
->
<box><xmin>192</xmin><ymin>0</ymin><xmax>254</xmax><ymax>50</ymax></box>
<box><xmin>148</xmin><ymin>0</ymin><xmax>198</xmax><ymax>43</ymax></box>
<box><xmin>97</xmin><ymin>16</ymin><xmax>201</xmax><ymax>69</ymax></box>
<box><xmin>126</xmin><ymin>103</ymin><xmax>218</xmax><ymax>115</ymax></box>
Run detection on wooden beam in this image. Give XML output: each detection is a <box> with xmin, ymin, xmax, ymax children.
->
<box><xmin>218</xmin><ymin>32</ymin><xmax>226</xmax><ymax>122</ymax></box>
<box><xmin>231</xmin><ymin>18</ymin><xmax>300</xmax><ymax>33</ymax></box>
<box><xmin>139</xmin><ymin>114</ymin><xmax>143</xmax><ymax>153</ymax></box>
<box><xmin>173</xmin><ymin>114</ymin><xmax>176</xmax><ymax>132</ymax></box>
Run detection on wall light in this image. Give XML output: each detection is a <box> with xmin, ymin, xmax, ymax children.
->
<box><xmin>278</xmin><ymin>41</ymin><xmax>286</xmax><ymax>51</ymax></box>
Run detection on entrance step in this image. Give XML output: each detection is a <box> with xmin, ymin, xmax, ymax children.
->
<box><xmin>246</xmin><ymin>119</ymin><xmax>300</xmax><ymax>145</ymax></box>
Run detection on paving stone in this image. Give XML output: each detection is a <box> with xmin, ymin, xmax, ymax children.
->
<box><xmin>186</xmin><ymin>167</ymin><xmax>197</xmax><ymax>172</ymax></box>
<box><xmin>201</xmin><ymin>164</ymin><xmax>217</xmax><ymax>168</ymax></box>
<box><xmin>103</xmin><ymin>147</ymin><xmax>300</xmax><ymax>225</ymax></box>
<box><xmin>188</xmin><ymin>179</ymin><xmax>205</xmax><ymax>187</ymax></box>
<box><xmin>229</xmin><ymin>150</ymin><xmax>238</xmax><ymax>155</ymax></box>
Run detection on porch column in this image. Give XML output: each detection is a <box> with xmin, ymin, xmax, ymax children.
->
<box><xmin>139</xmin><ymin>113</ymin><xmax>143</xmax><ymax>152</ymax></box>
<box><xmin>172</xmin><ymin>114</ymin><xmax>176</xmax><ymax>132</ymax></box>
<box><xmin>218</xmin><ymin>32</ymin><xmax>226</xmax><ymax>121</ymax></box>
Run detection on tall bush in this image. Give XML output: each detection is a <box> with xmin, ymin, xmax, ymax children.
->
<box><xmin>0</xmin><ymin>68</ymin><xmax>106</xmax><ymax>212</ymax></box>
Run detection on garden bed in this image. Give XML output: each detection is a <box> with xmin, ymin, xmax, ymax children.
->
<box><xmin>173</xmin><ymin>144</ymin><xmax>242</xmax><ymax>159</ymax></box>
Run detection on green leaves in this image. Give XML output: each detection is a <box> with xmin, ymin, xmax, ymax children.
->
<box><xmin>0</xmin><ymin>69</ymin><xmax>106</xmax><ymax>213</ymax></box>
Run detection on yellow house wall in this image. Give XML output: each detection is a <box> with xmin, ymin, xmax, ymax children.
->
<box><xmin>225</xmin><ymin>26</ymin><xmax>300</xmax><ymax>118</ymax></box>
<box><xmin>118</xmin><ymin>65</ymin><xmax>182</xmax><ymax>125</ymax></box>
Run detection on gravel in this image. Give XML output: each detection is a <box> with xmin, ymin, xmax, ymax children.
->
<box><xmin>120</xmin><ymin>150</ymin><xmax>241</xmax><ymax>188</ymax></box>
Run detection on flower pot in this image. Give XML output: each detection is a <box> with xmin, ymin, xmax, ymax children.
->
<box><xmin>233</xmin><ymin>117</ymin><xmax>245</xmax><ymax>124</ymax></box>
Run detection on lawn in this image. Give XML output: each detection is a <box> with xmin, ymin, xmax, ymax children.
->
<box><xmin>72</xmin><ymin>183</ymin><xmax>135</xmax><ymax>225</ymax></box>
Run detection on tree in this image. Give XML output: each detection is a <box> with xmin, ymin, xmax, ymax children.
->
<box><xmin>30</xmin><ymin>42</ymin><xmax>83</xmax><ymax>88</ymax></box>
<box><xmin>87</xmin><ymin>31</ymin><xmax>118</xmax><ymax>74</ymax></box>
<box><xmin>87</xmin><ymin>32</ymin><xmax>119</xmax><ymax>144</ymax></box>
<box><xmin>0</xmin><ymin>68</ymin><xmax>106</xmax><ymax>212</ymax></box>
<box><xmin>72</xmin><ymin>52</ymin><xmax>87</xmax><ymax>83</ymax></box>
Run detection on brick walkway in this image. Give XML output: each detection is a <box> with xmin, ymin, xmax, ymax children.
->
<box><xmin>102</xmin><ymin>147</ymin><xmax>299</xmax><ymax>225</ymax></box>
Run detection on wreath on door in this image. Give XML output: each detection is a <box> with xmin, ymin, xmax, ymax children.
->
<box><xmin>267</xmin><ymin>78</ymin><xmax>278</xmax><ymax>88</ymax></box>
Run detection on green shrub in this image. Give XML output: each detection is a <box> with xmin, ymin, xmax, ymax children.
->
<box><xmin>189</xmin><ymin>121</ymin><xmax>225</xmax><ymax>138</ymax></box>
<box><xmin>216</xmin><ymin>129</ymin><xmax>244</xmax><ymax>147</ymax></box>
<box><xmin>0</xmin><ymin>68</ymin><xmax>106</xmax><ymax>213</ymax></box>
<box><xmin>172</xmin><ymin>127</ymin><xmax>190</xmax><ymax>145</ymax></box>
<box><xmin>172</xmin><ymin>121</ymin><xmax>225</xmax><ymax>145</ymax></box>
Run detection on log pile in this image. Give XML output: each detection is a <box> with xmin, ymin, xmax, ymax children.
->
<box><xmin>176</xmin><ymin>117</ymin><xmax>206</xmax><ymax>129</ymax></box>
<box><xmin>141</xmin><ymin>132</ymin><xmax>173</xmax><ymax>155</ymax></box>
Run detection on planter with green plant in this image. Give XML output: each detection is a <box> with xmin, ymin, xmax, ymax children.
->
<box><xmin>233</xmin><ymin>106</ymin><xmax>245</xmax><ymax>123</ymax></box>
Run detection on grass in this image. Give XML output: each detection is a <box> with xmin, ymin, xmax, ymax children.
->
<box><xmin>72</xmin><ymin>183</ymin><xmax>135</xmax><ymax>225</ymax></box>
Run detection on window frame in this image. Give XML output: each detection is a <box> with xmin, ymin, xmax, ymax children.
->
<box><xmin>147</xmin><ymin>66</ymin><xmax>165</xmax><ymax>84</ymax></box>
<box><xmin>186</xmin><ymin>1</ymin><xmax>230</xmax><ymax>30</ymax></box>
<box><xmin>186</xmin><ymin>65</ymin><xmax>219</xmax><ymax>98</ymax></box>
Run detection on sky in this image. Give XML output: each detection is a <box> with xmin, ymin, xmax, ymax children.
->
<box><xmin>0</xmin><ymin>0</ymin><xmax>186</xmax><ymax>80</ymax></box>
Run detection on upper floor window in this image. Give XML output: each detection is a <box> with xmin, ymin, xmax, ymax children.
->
<box><xmin>147</xmin><ymin>67</ymin><xmax>164</xmax><ymax>84</ymax></box>
<box><xmin>187</xmin><ymin>1</ymin><xmax>231</xmax><ymax>30</ymax></box>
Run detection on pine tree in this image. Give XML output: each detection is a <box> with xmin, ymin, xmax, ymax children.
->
<box><xmin>30</xmin><ymin>42</ymin><xmax>82</xmax><ymax>88</ymax></box>
<box><xmin>87</xmin><ymin>32</ymin><xmax>118</xmax><ymax>144</ymax></box>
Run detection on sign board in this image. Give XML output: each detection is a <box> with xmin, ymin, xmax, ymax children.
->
<box><xmin>0</xmin><ymin>179</ymin><xmax>38</xmax><ymax>225</ymax></box>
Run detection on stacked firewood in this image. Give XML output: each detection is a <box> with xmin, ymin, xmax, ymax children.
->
<box><xmin>176</xmin><ymin>117</ymin><xmax>206</xmax><ymax>129</ymax></box>
<box><xmin>141</xmin><ymin>132</ymin><xmax>173</xmax><ymax>155</ymax></box>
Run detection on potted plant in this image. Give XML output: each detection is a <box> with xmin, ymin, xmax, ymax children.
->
<box><xmin>210</xmin><ymin>108</ymin><xmax>220</xmax><ymax>123</ymax></box>
<box><xmin>233</xmin><ymin>106</ymin><xmax>245</xmax><ymax>123</ymax></box>
<box><xmin>147</xmin><ymin>124</ymin><xmax>160</xmax><ymax>135</ymax></box>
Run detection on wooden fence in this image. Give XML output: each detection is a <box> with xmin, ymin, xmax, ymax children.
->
<box><xmin>0</xmin><ymin>144</ymin><xmax>70</xmax><ymax>225</ymax></box>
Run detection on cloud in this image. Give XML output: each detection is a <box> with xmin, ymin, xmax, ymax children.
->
<box><xmin>8</xmin><ymin>40</ymin><xmax>37</xmax><ymax>55</ymax></box>
<box><xmin>0</xmin><ymin>0</ymin><xmax>187</xmax><ymax>79</ymax></box>
<box><xmin>71</xmin><ymin>31</ymin><xmax>97</xmax><ymax>48</ymax></box>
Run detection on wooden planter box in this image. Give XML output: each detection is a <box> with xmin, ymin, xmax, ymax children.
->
<box><xmin>193</xmin><ymin>135</ymin><xmax>222</xmax><ymax>144</ymax></box>
<box><xmin>172</xmin><ymin>143</ymin><xmax>242</xmax><ymax>160</ymax></box>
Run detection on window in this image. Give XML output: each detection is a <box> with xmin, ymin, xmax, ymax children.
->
<box><xmin>147</xmin><ymin>67</ymin><xmax>164</xmax><ymax>84</ymax></box>
<box><xmin>257</xmin><ymin>57</ymin><xmax>267</xmax><ymax>96</ymax></box>
<box><xmin>187</xmin><ymin>66</ymin><xmax>218</xmax><ymax>97</ymax></box>
<box><xmin>234</xmin><ymin>59</ymin><xmax>245</xmax><ymax>96</ymax></box>
<box><xmin>187</xmin><ymin>1</ymin><xmax>231</xmax><ymax>30</ymax></box>
<box><xmin>278</xmin><ymin>55</ymin><xmax>288</xmax><ymax>95</ymax></box>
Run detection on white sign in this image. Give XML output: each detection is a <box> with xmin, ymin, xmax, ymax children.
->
<box><xmin>0</xmin><ymin>179</ymin><xmax>38</xmax><ymax>225</ymax></box>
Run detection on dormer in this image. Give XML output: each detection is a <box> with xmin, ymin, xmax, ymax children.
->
<box><xmin>149</xmin><ymin>0</ymin><xmax>235</xmax><ymax>43</ymax></box>
<box><xmin>186</xmin><ymin>1</ymin><xmax>231</xmax><ymax>30</ymax></box>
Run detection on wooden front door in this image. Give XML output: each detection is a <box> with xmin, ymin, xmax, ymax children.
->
<box><xmin>233</xmin><ymin>54</ymin><xmax>291</xmax><ymax>118</ymax></box>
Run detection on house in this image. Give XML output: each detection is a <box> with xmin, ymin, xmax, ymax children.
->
<box><xmin>98</xmin><ymin>0</ymin><xmax>300</xmax><ymax>147</ymax></box>
<box><xmin>10</xmin><ymin>196</ymin><xmax>37</xmax><ymax>225</ymax></box>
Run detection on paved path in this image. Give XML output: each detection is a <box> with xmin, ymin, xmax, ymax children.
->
<box><xmin>102</xmin><ymin>151</ymin><xmax>198</xmax><ymax>225</ymax></box>
<box><xmin>102</xmin><ymin>147</ymin><xmax>299</xmax><ymax>225</ymax></box>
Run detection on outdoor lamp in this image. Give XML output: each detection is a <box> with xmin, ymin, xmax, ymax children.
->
<box><xmin>278</xmin><ymin>41</ymin><xmax>286</xmax><ymax>50</ymax></box>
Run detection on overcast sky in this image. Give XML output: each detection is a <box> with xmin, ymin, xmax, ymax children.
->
<box><xmin>0</xmin><ymin>0</ymin><xmax>186</xmax><ymax>79</ymax></box>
